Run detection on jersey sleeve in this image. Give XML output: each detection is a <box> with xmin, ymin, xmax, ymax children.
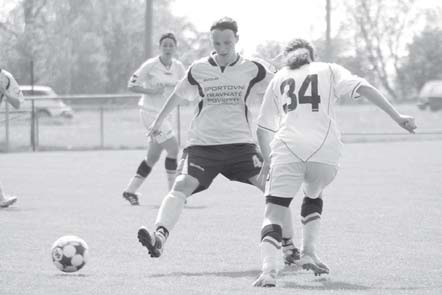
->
<box><xmin>251</xmin><ymin>60</ymin><xmax>275</xmax><ymax>96</ymax></box>
<box><xmin>173</xmin><ymin>65</ymin><xmax>201</xmax><ymax>101</ymax></box>
<box><xmin>128</xmin><ymin>60</ymin><xmax>153</xmax><ymax>88</ymax></box>
<box><xmin>330</xmin><ymin>63</ymin><xmax>371</xmax><ymax>100</ymax></box>
<box><xmin>257</xmin><ymin>78</ymin><xmax>282</xmax><ymax>133</ymax></box>
<box><xmin>1</xmin><ymin>70</ymin><xmax>24</xmax><ymax>105</ymax></box>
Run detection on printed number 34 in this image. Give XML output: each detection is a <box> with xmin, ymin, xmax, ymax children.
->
<box><xmin>280</xmin><ymin>74</ymin><xmax>321</xmax><ymax>112</ymax></box>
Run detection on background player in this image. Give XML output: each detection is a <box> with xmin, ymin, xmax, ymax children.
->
<box><xmin>253</xmin><ymin>38</ymin><xmax>417</xmax><ymax>287</ymax></box>
<box><xmin>123</xmin><ymin>33</ymin><xmax>186</xmax><ymax>205</ymax></box>
<box><xmin>0</xmin><ymin>68</ymin><xmax>24</xmax><ymax>208</ymax></box>
<box><xmin>136</xmin><ymin>17</ymin><xmax>297</xmax><ymax>263</ymax></box>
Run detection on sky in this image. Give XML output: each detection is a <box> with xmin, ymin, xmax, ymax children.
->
<box><xmin>171</xmin><ymin>0</ymin><xmax>328</xmax><ymax>54</ymax></box>
<box><xmin>171</xmin><ymin>0</ymin><xmax>442</xmax><ymax>54</ymax></box>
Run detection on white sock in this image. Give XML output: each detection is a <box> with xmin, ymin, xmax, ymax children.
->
<box><xmin>166</xmin><ymin>170</ymin><xmax>176</xmax><ymax>190</ymax></box>
<box><xmin>125</xmin><ymin>175</ymin><xmax>145</xmax><ymax>194</ymax></box>
<box><xmin>261</xmin><ymin>237</ymin><xmax>283</xmax><ymax>273</ymax></box>
<box><xmin>155</xmin><ymin>190</ymin><xmax>187</xmax><ymax>231</ymax></box>
<box><xmin>282</xmin><ymin>208</ymin><xmax>294</xmax><ymax>241</ymax></box>
<box><xmin>302</xmin><ymin>218</ymin><xmax>321</xmax><ymax>254</ymax></box>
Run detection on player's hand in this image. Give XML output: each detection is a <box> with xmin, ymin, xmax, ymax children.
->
<box><xmin>257</xmin><ymin>160</ymin><xmax>271</xmax><ymax>190</ymax></box>
<box><xmin>396</xmin><ymin>115</ymin><xmax>417</xmax><ymax>134</ymax></box>
<box><xmin>146</xmin><ymin>119</ymin><xmax>163</xmax><ymax>138</ymax></box>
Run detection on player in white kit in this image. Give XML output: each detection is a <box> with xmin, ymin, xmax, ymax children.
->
<box><xmin>123</xmin><ymin>33</ymin><xmax>186</xmax><ymax>205</ymax></box>
<box><xmin>0</xmin><ymin>68</ymin><xmax>24</xmax><ymax>208</ymax></box>
<box><xmin>253</xmin><ymin>39</ymin><xmax>417</xmax><ymax>287</ymax></box>
<box><xmin>136</xmin><ymin>18</ymin><xmax>298</xmax><ymax>262</ymax></box>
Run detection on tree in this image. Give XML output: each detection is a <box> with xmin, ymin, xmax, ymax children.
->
<box><xmin>399</xmin><ymin>28</ymin><xmax>442</xmax><ymax>96</ymax></box>
<box><xmin>347</xmin><ymin>0</ymin><xmax>418</xmax><ymax>101</ymax></box>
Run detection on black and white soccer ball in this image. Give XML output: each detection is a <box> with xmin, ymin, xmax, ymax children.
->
<box><xmin>51</xmin><ymin>235</ymin><xmax>89</xmax><ymax>273</ymax></box>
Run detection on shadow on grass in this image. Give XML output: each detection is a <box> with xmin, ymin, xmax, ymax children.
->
<box><xmin>54</xmin><ymin>273</ymin><xmax>90</xmax><ymax>278</ymax></box>
<box><xmin>150</xmin><ymin>269</ymin><xmax>260</xmax><ymax>279</ymax></box>
<box><xmin>282</xmin><ymin>277</ymin><xmax>371</xmax><ymax>290</ymax></box>
<box><xmin>149</xmin><ymin>205</ymin><xmax>207</xmax><ymax>210</ymax></box>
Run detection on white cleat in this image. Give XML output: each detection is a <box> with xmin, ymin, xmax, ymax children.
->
<box><xmin>0</xmin><ymin>195</ymin><xmax>18</xmax><ymax>208</ymax></box>
<box><xmin>298</xmin><ymin>252</ymin><xmax>330</xmax><ymax>276</ymax></box>
<box><xmin>252</xmin><ymin>270</ymin><xmax>277</xmax><ymax>287</ymax></box>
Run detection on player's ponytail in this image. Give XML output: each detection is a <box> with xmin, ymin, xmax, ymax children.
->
<box><xmin>284</xmin><ymin>38</ymin><xmax>315</xmax><ymax>70</ymax></box>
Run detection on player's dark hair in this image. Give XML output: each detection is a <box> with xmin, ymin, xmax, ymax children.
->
<box><xmin>284</xmin><ymin>38</ymin><xmax>315</xmax><ymax>70</ymax></box>
<box><xmin>159</xmin><ymin>33</ymin><xmax>177</xmax><ymax>45</ymax></box>
<box><xmin>210</xmin><ymin>17</ymin><xmax>238</xmax><ymax>36</ymax></box>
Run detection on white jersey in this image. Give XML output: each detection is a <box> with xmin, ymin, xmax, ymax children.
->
<box><xmin>128</xmin><ymin>56</ymin><xmax>186</xmax><ymax>111</ymax></box>
<box><xmin>257</xmin><ymin>62</ymin><xmax>370</xmax><ymax>165</ymax></box>
<box><xmin>174</xmin><ymin>53</ymin><xmax>273</xmax><ymax>146</ymax></box>
<box><xmin>0</xmin><ymin>69</ymin><xmax>24</xmax><ymax>106</ymax></box>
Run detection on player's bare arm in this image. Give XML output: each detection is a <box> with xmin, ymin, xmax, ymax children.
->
<box><xmin>128</xmin><ymin>84</ymin><xmax>164</xmax><ymax>95</ymax></box>
<box><xmin>256</xmin><ymin>127</ymin><xmax>274</xmax><ymax>186</ymax></box>
<box><xmin>357</xmin><ymin>85</ymin><xmax>417</xmax><ymax>133</ymax></box>
<box><xmin>147</xmin><ymin>92</ymin><xmax>183</xmax><ymax>136</ymax></box>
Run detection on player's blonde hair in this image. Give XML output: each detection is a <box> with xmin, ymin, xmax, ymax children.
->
<box><xmin>284</xmin><ymin>38</ymin><xmax>315</xmax><ymax>70</ymax></box>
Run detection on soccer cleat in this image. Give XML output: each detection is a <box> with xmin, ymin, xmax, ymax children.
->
<box><xmin>137</xmin><ymin>227</ymin><xmax>163</xmax><ymax>258</ymax></box>
<box><xmin>252</xmin><ymin>270</ymin><xmax>277</xmax><ymax>287</ymax></box>
<box><xmin>282</xmin><ymin>239</ymin><xmax>301</xmax><ymax>265</ymax></box>
<box><xmin>0</xmin><ymin>195</ymin><xmax>17</xmax><ymax>208</ymax></box>
<box><xmin>122</xmin><ymin>191</ymin><xmax>140</xmax><ymax>206</ymax></box>
<box><xmin>298</xmin><ymin>252</ymin><xmax>330</xmax><ymax>276</ymax></box>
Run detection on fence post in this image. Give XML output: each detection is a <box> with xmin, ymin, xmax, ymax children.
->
<box><xmin>5</xmin><ymin>102</ymin><xmax>9</xmax><ymax>152</ymax></box>
<box><xmin>100</xmin><ymin>105</ymin><xmax>104</xmax><ymax>148</ymax></box>
<box><xmin>30</xmin><ymin>100</ymin><xmax>36</xmax><ymax>151</ymax></box>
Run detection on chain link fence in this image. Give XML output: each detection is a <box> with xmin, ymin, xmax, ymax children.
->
<box><xmin>1</xmin><ymin>95</ymin><xmax>442</xmax><ymax>153</ymax></box>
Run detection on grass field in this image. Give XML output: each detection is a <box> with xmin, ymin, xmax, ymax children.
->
<box><xmin>0</xmin><ymin>140</ymin><xmax>441</xmax><ymax>294</ymax></box>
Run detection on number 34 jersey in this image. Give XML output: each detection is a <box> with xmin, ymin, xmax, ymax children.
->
<box><xmin>257</xmin><ymin>62</ymin><xmax>370</xmax><ymax>166</ymax></box>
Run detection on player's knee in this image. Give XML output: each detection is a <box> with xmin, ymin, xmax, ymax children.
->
<box><xmin>173</xmin><ymin>174</ymin><xmax>199</xmax><ymax>196</ymax></box>
<box><xmin>165</xmin><ymin>157</ymin><xmax>177</xmax><ymax>171</ymax></box>
<box><xmin>266</xmin><ymin>195</ymin><xmax>292</xmax><ymax>207</ymax></box>
<box><xmin>261</xmin><ymin>224</ymin><xmax>282</xmax><ymax>243</ymax></box>
<box><xmin>301</xmin><ymin>196</ymin><xmax>323</xmax><ymax>223</ymax></box>
<box><xmin>146</xmin><ymin>153</ymin><xmax>161</xmax><ymax>166</ymax></box>
<box><xmin>136</xmin><ymin>160</ymin><xmax>152</xmax><ymax>178</ymax></box>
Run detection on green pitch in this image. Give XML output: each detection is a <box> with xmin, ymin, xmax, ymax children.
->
<box><xmin>0</xmin><ymin>141</ymin><xmax>441</xmax><ymax>294</ymax></box>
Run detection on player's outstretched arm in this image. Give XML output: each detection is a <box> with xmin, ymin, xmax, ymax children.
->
<box><xmin>356</xmin><ymin>85</ymin><xmax>417</xmax><ymax>134</ymax></box>
<box><xmin>147</xmin><ymin>92</ymin><xmax>183</xmax><ymax>136</ymax></box>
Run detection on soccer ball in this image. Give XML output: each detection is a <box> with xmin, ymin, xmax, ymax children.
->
<box><xmin>51</xmin><ymin>235</ymin><xmax>89</xmax><ymax>273</ymax></box>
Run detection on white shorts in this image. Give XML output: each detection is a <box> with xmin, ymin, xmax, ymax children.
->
<box><xmin>139</xmin><ymin>109</ymin><xmax>175</xmax><ymax>144</ymax></box>
<box><xmin>265</xmin><ymin>161</ymin><xmax>338</xmax><ymax>199</ymax></box>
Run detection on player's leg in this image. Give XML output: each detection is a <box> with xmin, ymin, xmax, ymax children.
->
<box><xmin>298</xmin><ymin>162</ymin><xmax>338</xmax><ymax>276</ymax></box>
<box><xmin>250</xmin><ymin>171</ymin><xmax>299</xmax><ymax>265</ymax></box>
<box><xmin>227</xmin><ymin>144</ymin><xmax>299</xmax><ymax>265</ymax></box>
<box><xmin>123</xmin><ymin>141</ymin><xmax>163</xmax><ymax>205</ymax></box>
<box><xmin>253</xmin><ymin>162</ymin><xmax>304</xmax><ymax>287</ymax></box>
<box><xmin>138</xmin><ymin>146</ymin><xmax>219</xmax><ymax>258</ymax></box>
<box><xmin>138</xmin><ymin>173</ymin><xmax>199</xmax><ymax>257</ymax></box>
<box><xmin>160</xmin><ymin>135</ymin><xmax>179</xmax><ymax>190</ymax></box>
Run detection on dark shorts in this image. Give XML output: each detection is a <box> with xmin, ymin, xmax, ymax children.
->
<box><xmin>177</xmin><ymin>143</ymin><xmax>263</xmax><ymax>194</ymax></box>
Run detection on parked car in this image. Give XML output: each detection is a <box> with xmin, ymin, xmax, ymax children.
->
<box><xmin>20</xmin><ymin>85</ymin><xmax>74</xmax><ymax>118</ymax></box>
<box><xmin>417</xmin><ymin>80</ymin><xmax>442</xmax><ymax>111</ymax></box>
